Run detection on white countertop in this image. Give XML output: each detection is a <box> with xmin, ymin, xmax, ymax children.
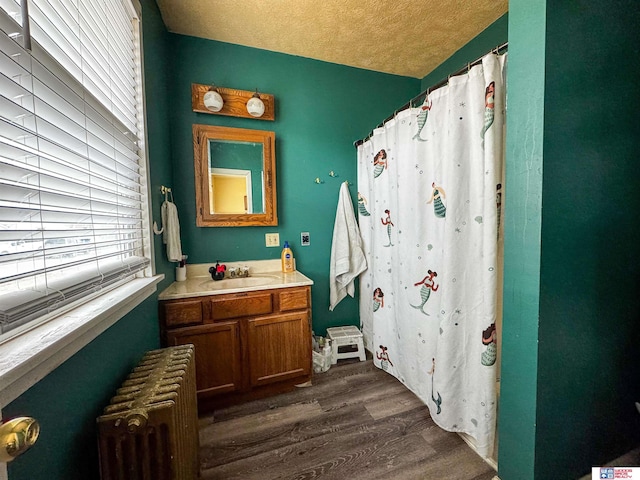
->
<box><xmin>158</xmin><ymin>260</ymin><xmax>314</xmax><ymax>300</ymax></box>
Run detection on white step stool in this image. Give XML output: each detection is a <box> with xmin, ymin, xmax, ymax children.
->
<box><xmin>326</xmin><ymin>326</ymin><xmax>366</xmax><ymax>364</ymax></box>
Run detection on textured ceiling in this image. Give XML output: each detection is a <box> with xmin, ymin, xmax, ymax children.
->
<box><xmin>155</xmin><ymin>0</ymin><xmax>508</xmax><ymax>79</ymax></box>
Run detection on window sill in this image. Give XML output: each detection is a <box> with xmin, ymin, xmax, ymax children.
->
<box><xmin>0</xmin><ymin>275</ymin><xmax>163</xmax><ymax>408</ymax></box>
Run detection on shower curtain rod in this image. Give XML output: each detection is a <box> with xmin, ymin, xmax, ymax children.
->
<box><xmin>354</xmin><ymin>41</ymin><xmax>508</xmax><ymax>148</ymax></box>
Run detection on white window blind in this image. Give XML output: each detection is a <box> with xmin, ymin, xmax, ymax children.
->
<box><xmin>0</xmin><ymin>0</ymin><xmax>150</xmax><ymax>335</ymax></box>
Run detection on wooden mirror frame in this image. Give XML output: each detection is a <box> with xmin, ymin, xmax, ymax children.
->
<box><xmin>193</xmin><ymin>124</ymin><xmax>277</xmax><ymax>227</ymax></box>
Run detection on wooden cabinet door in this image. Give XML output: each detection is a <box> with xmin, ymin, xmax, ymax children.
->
<box><xmin>166</xmin><ymin>322</ymin><xmax>242</xmax><ymax>398</ymax></box>
<box><xmin>247</xmin><ymin>311</ymin><xmax>311</xmax><ymax>387</ymax></box>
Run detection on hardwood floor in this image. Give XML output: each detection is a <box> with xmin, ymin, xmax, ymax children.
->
<box><xmin>198</xmin><ymin>358</ymin><xmax>496</xmax><ymax>480</ymax></box>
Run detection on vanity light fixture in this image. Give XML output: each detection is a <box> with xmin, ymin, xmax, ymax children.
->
<box><xmin>246</xmin><ymin>89</ymin><xmax>265</xmax><ymax>118</ymax></box>
<box><xmin>203</xmin><ymin>85</ymin><xmax>224</xmax><ymax>112</ymax></box>
<box><xmin>192</xmin><ymin>83</ymin><xmax>275</xmax><ymax>121</ymax></box>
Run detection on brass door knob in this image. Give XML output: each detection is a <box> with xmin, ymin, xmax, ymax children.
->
<box><xmin>0</xmin><ymin>417</ymin><xmax>40</xmax><ymax>462</ymax></box>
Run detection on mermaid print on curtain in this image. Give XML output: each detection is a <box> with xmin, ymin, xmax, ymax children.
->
<box><xmin>357</xmin><ymin>53</ymin><xmax>506</xmax><ymax>458</ymax></box>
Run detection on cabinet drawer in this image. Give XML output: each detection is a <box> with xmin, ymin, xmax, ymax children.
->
<box><xmin>209</xmin><ymin>292</ymin><xmax>273</xmax><ymax>321</ymax></box>
<box><xmin>278</xmin><ymin>287</ymin><xmax>309</xmax><ymax>312</ymax></box>
<box><xmin>162</xmin><ymin>299</ymin><xmax>203</xmax><ymax>327</ymax></box>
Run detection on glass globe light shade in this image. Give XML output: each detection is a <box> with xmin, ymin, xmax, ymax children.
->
<box><xmin>203</xmin><ymin>89</ymin><xmax>224</xmax><ymax>112</ymax></box>
<box><xmin>246</xmin><ymin>93</ymin><xmax>265</xmax><ymax>117</ymax></box>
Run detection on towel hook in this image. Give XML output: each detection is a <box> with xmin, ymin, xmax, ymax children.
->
<box><xmin>153</xmin><ymin>220</ymin><xmax>164</xmax><ymax>235</ymax></box>
<box><xmin>329</xmin><ymin>170</ymin><xmax>338</xmax><ymax>178</ymax></box>
<box><xmin>160</xmin><ymin>185</ymin><xmax>174</xmax><ymax>203</ymax></box>
<box><xmin>154</xmin><ymin>185</ymin><xmax>174</xmax><ymax>234</ymax></box>
<box><xmin>314</xmin><ymin>177</ymin><xmax>324</xmax><ymax>184</ymax></box>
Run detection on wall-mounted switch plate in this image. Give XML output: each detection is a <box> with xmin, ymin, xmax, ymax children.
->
<box><xmin>265</xmin><ymin>233</ymin><xmax>280</xmax><ymax>247</ymax></box>
<box><xmin>301</xmin><ymin>232</ymin><xmax>310</xmax><ymax>246</ymax></box>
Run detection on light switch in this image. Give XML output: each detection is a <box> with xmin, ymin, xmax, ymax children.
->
<box><xmin>265</xmin><ymin>233</ymin><xmax>280</xmax><ymax>247</ymax></box>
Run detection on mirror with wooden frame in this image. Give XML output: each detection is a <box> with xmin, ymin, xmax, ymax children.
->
<box><xmin>193</xmin><ymin>124</ymin><xmax>277</xmax><ymax>227</ymax></box>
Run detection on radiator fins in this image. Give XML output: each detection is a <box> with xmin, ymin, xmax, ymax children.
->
<box><xmin>97</xmin><ymin>345</ymin><xmax>199</xmax><ymax>479</ymax></box>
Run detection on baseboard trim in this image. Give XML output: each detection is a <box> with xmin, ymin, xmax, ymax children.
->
<box><xmin>458</xmin><ymin>431</ymin><xmax>498</xmax><ymax>470</ymax></box>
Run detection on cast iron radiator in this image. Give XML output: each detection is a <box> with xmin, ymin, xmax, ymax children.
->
<box><xmin>97</xmin><ymin>345</ymin><xmax>199</xmax><ymax>479</ymax></box>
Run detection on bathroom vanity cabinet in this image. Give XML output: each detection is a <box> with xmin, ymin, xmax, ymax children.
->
<box><xmin>159</xmin><ymin>285</ymin><xmax>312</xmax><ymax>411</ymax></box>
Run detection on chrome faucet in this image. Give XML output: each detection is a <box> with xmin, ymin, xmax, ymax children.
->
<box><xmin>228</xmin><ymin>266</ymin><xmax>250</xmax><ymax>278</ymax></box>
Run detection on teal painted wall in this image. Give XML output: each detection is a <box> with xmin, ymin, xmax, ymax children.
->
<box><xmin>12</xmin><ymin>6</ymin><xmax>640</xmax><ymax>479</ymax></box>
<box><xmin>498</xmin><ymin>1</ymin><xmax>640</xmax><ymax>479</ymax></box>
<box><xmin>535</xmin><ymin>1</ymin><xmax>640</xmax><ymax>478</ymax></box>
<box><xmin>497</xmin><ymin>2</ymin><xmax>545</xmax><ymax>480</ymax></box>
<box><xmin>2</xmin><ymin>8</ymin><xmax>418</xmax><ymax>479</ymax></box>
<box><xmin>3</xmin><ymin>1</ymin><xmax>171</xmax><ymax>478</ymax></box>
<box><xmin>420</xmin><ymin>14</ymin><xmax>508</xmax><ymax>92</ymax></box>
<box><xmin>145</xmin><ymin>0</ymin><xmax>179</xmax><ymax>289</ymax></box>
<box><xmin>4</xmin><ymin>298</ymin><xmax>160</xmax><ymax>480</ymax></box>
<box><xmin>166</xmin><ymin>35</ymin><xmax>420</xmax><ymax>335</ymax></box>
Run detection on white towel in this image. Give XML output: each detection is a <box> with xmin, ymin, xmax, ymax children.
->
<box><xmin>329</xmin><ymin>182</ymin><xmax>367</xmax><ymax>311</ymax></box>
<box><xmin>161</xmin><ymin>200</ymin><xmax>183</xmax><ymax>262</ymax></box>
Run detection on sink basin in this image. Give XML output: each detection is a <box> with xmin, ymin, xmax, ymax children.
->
<box><xmin>199</xmin><ymin>274</ymin><xmax>282</xmax><ymax>290</ymax></box>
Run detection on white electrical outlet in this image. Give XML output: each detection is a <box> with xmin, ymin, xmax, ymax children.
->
<box><xmin>265</xmin><ymin>233</ymin><xmax>280</xmax><ymax>247</ymax></box>
<box><xmin>301</xmin><ymin>232</ymin><xmax>310</xmax><ymax>246</ymax></box>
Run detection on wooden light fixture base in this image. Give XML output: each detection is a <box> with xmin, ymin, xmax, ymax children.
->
<box><xmin>192</xmin><ymin>83</ymin><xmax>275</xmax><ymax>121</ymax></box>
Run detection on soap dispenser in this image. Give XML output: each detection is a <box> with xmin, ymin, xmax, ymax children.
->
<box><xmin>281</xmin><ymin>241</ymin><xmax>295</xmax><ymax>273</ymax></box>
<box><xmin>209</xmin><ymin>261</ymin><xmax>226</xmax><ymax>281</ymax></box>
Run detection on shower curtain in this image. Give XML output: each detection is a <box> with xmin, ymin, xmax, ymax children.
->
<box><xmin>357</xmin><ymin>53</ymin><xmax>506</xmax><ymax>457</ymax></box>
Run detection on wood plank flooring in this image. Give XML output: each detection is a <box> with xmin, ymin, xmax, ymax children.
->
<box><xmin>198</xmin><ymin>358</ymin><xmax>496</xmax><ymax>480</ymax></box>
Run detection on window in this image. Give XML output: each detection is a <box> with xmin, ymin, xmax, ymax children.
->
<box><xmin>0</xmin><ymin>0</ymin><xmax>151</xmax><ymax>337</ymax></box>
